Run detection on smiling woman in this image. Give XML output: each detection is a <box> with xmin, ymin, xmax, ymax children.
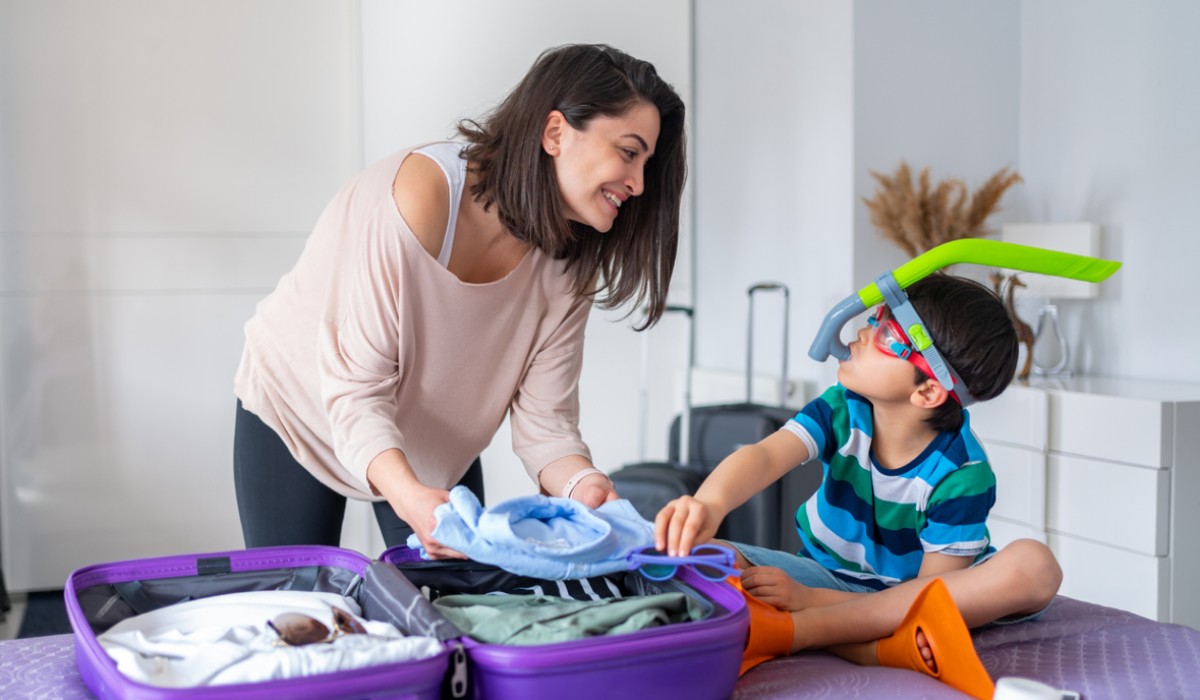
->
<box><xmin>232</xmin><ymin>44</ymin><xmax>687</xmax><ymax>562</ymax></box>
<box><xmin>458</xmin><ymin>44</ymin><xmax>687</xmax><ymax>325</ymax></box>
<box><xmin>546</xmin><ymin>102</ymin><xmax>661</xmax><ymax>233</ymax></box>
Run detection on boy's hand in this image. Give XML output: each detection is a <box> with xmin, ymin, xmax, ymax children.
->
<box><xmin>741</xmin><ymin>566</ymin><xmax>806</xmax><ymax>610</ymax></box>
<box><xmin>654</xmin><ymin>495</ymin><xmax>722</xmax><ymax>556</ymax></box>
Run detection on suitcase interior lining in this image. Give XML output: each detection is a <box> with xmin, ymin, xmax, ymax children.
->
<box><xmin>74</xmin><ymin>564</ymin><xmax>374</xmax><ymax>636</ymax></box>
<box><xmin>391</xmin><ymin>560</ymin><xmax>721</xmax><ymax>622</ymax></box>
<box><xmin>73</xmin><ymin>560</ymin><xmax>723</xmax><ymax>643</ymax></box>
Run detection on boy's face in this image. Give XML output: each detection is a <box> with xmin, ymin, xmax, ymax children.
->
<box><xmin>838</xmin><ymin>306</ymin><xmax>942</xmax><ymax>406</ymax></box>
<box><xmin>838</xmin><ymin>320</ymin><xmax>924</xmax><ymax>404</ymax></box>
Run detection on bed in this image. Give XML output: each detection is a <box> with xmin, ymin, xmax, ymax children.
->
<box><xmin>2</xmin><ymin>595</ymin><xmax>1198</xmax><ymax>699</ymax></box>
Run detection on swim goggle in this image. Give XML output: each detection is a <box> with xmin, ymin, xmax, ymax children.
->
<box><xmin>866</xmin><ymin>305</ymin><xmax>967</xmax><ymax>405</ymax></box>
<box><xmin>807</xmin><ymin>239</ymin><xmax>1122</xmax><ymax>407</ymax></box>
<box><xmin>626</xmin><ymin>544</ymin><xmax>739</xmax><ymax>581</ymax></box>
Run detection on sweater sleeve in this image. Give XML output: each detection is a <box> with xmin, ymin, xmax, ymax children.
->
<box><xmin>509</xmin><ymin>293</ymin><xmax>594</xmax><ymax>481</ymax></box>
<box><xmin>317</xmin><ymin>200</ymin><xmax>409</xmax><ymax>492</ymax></box>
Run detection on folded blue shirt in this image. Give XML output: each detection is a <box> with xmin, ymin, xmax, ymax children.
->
<box><xmin>406</xmin><ymin>487</ymin><xmax>655</xmax><ymax>580</ymax></box>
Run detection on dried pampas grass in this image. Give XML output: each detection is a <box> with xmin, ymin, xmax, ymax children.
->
<box><xmin>864</xmin><ymin>163</ymin><xmax>1023</xmax><ymax>258</ymax></box>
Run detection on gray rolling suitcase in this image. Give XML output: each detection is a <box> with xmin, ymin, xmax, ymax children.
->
<box><xmin>668</xmin><ymin>282</ymin><xmax>820</xmax><ymax>552</ymax></box>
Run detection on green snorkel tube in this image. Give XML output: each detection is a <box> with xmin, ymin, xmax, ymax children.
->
<box><xmin>808</xmin><ymin>239</ymin><xmax>1122</xmax><ymax>406</ymax></box>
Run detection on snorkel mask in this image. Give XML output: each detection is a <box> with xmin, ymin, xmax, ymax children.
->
<box><xmin>808</xmin><ymin>239</ymin><xmax>1122</xmax><ymax>407</ymax></box>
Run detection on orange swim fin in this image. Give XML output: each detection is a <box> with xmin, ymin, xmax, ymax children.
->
<box><xmin>876</xmin><ymin>577</ymin><xmax>995</xmax><ymax>700</ymax></box>
<box><xmin>729</xmin><ymin>576</ymin><xmax>795</xmax><ymax>676</ymax></box>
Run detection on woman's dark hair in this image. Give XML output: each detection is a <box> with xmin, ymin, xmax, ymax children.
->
<box><xmin>905</xmin><ymin>274</ymin><xmax>1019</xmax><ymax>433</ymax></box>
<box><xmin>458</xmin><ymin>44</ymin><xmax>686</xmax><ymax>329</ymax></box>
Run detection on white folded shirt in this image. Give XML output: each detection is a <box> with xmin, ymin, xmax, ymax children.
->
<box><xmin>98</xmin><ymin>590</ymin><xmax>444</xmax><ymax>687</ymax></box>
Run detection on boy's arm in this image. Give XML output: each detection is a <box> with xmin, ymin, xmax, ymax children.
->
<box><xmin>916</xmin><ymin>551</ymin><xmax>975</xmax><ymax>578</ymax></box>
<box><xmin>654</xmin><ymin>429</ymin><xmax>810</xmax><ymax>556</ymax></box>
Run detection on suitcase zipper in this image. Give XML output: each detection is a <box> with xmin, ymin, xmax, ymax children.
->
<box><xmin>449</xmin><ymin>642</ymin><xmax>469</xmax><ymax>698</ymax></box>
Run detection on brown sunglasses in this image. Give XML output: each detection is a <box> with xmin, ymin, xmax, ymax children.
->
<box><xmin>268</xmin><ymin>607</ymin><xmax>367</xmax><ymax>646</ymax></box>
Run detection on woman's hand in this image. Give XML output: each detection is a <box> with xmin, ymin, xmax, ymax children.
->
<box><xmin>537</xmin><ymin>455</ymin><xmax>618</xmax><ymax>507</ymax></box>
<box><xmin>570</xmin><ymin>473</ymin><xmax>619</xmax><ymax>509</ymax></box>
<box><xmin>654</xmin><ymin>495</ymin><xmax>723</xmax><ymax>557</ymax></box>
<box><xmin>389</xmin><ymin>483</ymin><xmax>467</xmax><ymax>560</ymax></box>
<box><xmin>367</xmin><ymin>448</ymin><xmax>466</xmax><ymax>559</ymax></box>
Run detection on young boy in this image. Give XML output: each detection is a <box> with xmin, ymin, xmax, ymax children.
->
<box><xmin>654</xmin><ymin>274</ymin><xmax>1062</xmax><ymax>699</ymax></box>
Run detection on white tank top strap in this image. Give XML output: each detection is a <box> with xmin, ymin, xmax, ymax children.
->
<box><xmin>412</xmin><ymin>142</ymin><xmax>467</xmax><ymax>267</ymax></box>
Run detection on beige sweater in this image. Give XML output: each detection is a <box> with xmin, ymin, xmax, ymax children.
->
<box><xmin>234</xmin><ymin>148</ymin><xmax>592</xmax><ymax>500</ymax></box>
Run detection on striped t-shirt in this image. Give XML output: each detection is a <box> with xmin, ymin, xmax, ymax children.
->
<box><xmin>784</xmin><ymin>384</ymin><xmax>996</xmax><ymax>590</ymax></box>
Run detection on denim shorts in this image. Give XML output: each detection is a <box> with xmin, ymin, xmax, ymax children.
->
<box><xmin>727</xmin><ymin>541</ymin><xmax>1048</xmax><ymax>625</ymax></box>
<box><xmin>728</xmin><ymin>541</ymin><xmax>882</xmax><ymax>594</ymax></box>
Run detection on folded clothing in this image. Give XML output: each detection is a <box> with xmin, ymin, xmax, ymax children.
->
<box><xmin>395</xmin><ymin>558</ymin><xmax>629</xmax><ymax>602</ymax></box>
<box><xmin>407</xmin><ymin>486</ymin><xmax>654</xmax><ymax>579</ymax></box>
<box><xmin>97</xmin><ymin>590</ymin><xmax>443</xmax><ymax>687</ymax></box>
<box><xmin>432</xmin><ymin>592</ymin><xmax>704</xmax><ymax>645</ymax></box>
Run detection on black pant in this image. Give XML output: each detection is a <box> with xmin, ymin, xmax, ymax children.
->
<box><xmin>233</xmin><ymin>400</ymin><xmax>484</xmax><ymax>549</ymax></box>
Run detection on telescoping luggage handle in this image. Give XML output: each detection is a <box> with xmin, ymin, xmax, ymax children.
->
<box><xmin>638</xmin><ymin>304</ymin><xmax>695</xmax><ymax>464</ymax></box>
<box><xmin>747</xmin><ymin>282</ymin><xmax>790</xmax><ymax>408</ymax></box>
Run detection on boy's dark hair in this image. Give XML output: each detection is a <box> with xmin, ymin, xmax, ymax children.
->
<box><xmin>459</xmin><ymin>44</ymin><xmax>687</xmax><ymax>330</ymax></box>
<box><xmin>905</xmin><ymin>274</ymin><xmax>1019</xmax><ymax>432</ymax></box>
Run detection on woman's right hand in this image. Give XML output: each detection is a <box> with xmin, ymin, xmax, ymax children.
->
<box><xmin>390</xmin><ymin>483</ymin><xmax>468</xmax><ymax>560</ymax></box>
<box><xmin>654</xmin><ymin>495</ymin><xmax>723</xmax><ymax>557</ymax></box>
<box><xmin>367</xmin><ymin>448</ymin><xmax>467</xmax><ymax>559</ymax></box>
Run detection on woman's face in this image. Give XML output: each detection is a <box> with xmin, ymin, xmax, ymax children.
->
<box><xmin>545</xmin><ymin>101</ymin><xmax>662</xmax><ymax>233</ymax></box>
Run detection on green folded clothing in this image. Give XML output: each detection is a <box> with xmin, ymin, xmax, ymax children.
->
<box><xmin>432</xmin><ymin>592</ymin><xmax>704</xmax><ymax>645</ymax></box>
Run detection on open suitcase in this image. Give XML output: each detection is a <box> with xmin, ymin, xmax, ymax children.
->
<box><xmin>381</xmin><ymin>544</ymin><xmax>746</xmax><ymax>699</ymax></box>
<box><xmin>66</xmin><ymin>544</ymin><xmax>748</xmax><ymax>700</ymax></box>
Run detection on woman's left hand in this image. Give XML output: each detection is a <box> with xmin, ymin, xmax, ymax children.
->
<box><xmin>539</xmin><ymin>456</ymin><xmax>618</xmax><ymax>508</ymax></box>
<box><xmin>570</xmin><ymin>473</ymin><xmax>619</xmax><ymax>509</ymax></box>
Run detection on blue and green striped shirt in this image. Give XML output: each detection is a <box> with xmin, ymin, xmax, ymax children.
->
<box><xmin>784</xmin><ymin>384</ymin><xmax>996</xmax><ymax>590</ymax></box>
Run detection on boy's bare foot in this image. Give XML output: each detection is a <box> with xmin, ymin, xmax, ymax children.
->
<box><xmin>851</xmin><ymin>629</ymin><xmax>934</xmax><ymax>671</ymax></box>
<box><xmin>876</xmin><ymin>578</ymin><xmax>994</xmax><ymax>699</ymax></box>
<box><xmin>915</xmin><ymin>628</ymin><xmax>935</xmax><ymax>672</ymax></box>
<box><xmin>741</xmin><ymin>566</ymin><xmax>814</xmax><ymax>611</ymax></box>
<box><xmin>741</xmin><ymin>566</ymin><xmax>867</xmax><ymax>611</ymax></box>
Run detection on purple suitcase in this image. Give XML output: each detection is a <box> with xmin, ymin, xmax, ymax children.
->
<box><xmin>381</xmin><ymin>545</ymin><xmax>748</xmax><ymax>700</ymax></box>
<box><xmin>65</xmin><ymin>545</ymin><xmax>455</xmax><ymax>700</ymax></box>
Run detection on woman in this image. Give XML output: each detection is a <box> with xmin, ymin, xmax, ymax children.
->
<box><xmin>233</xmin><ymin>44</ymin><xmax>687</xmax><ymax>558</ymax></box>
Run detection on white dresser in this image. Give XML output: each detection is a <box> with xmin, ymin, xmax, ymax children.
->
<box><xmin>969</xmin><ymin>376</ymin><xmax>1200</xmax><ymax>628</ymax></box>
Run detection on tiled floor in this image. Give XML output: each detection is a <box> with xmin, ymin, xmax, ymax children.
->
<box><xmin>0</xmin><ymin>594</ymin><xmax>27</xmax><ymax>641</ymax></box>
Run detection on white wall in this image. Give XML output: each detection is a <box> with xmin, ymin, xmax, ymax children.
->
<box><xmin>693</xmin><ymin>1</ymin><xmax>1020</xmax><ymax>392</ymax></box>
<box><xmin>1017</xmin><ymin>0</ymin><xmax>1200</xmax><ymax>382</ymax></box>
<box><xmin>0</xmin><ymin>0</ymin><xmax>362</xmax><ymax>590</ymax></box>
<box><xmin>696</xmin><ymin>0</ymin><xmax>1195</xmax><ymax>387</ymax></box>
<box><xmin>853</xmin><ymin>1</ymin><xmax>1022</xmax><ymax>285</ymax></box>
<box><xmin>693</xmin><ymin>0</ymin><xmax>854</xmax><ymax>396</ymax></box>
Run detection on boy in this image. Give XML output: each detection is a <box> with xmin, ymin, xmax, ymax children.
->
<box><xmin>654</xmin><ymin>274</ymin><xmax>1062</xmax><ymax>700</ymax></box>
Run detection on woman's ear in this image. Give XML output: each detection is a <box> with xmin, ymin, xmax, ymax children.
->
<box><xmin>542</xmin><ymin>110</ymin><xmax>566</xmax><ymax>156</ymax></box>
<box><xmin>911</xmin><ymin>378</ymin><xmax>950</xmax><ymax>410</ymax></box>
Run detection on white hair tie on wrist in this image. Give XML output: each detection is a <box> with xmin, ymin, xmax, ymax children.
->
<box><xmin>561</xmin><ymin>467</ymin><xmax>608</xmax><ymax>500</ymax></box>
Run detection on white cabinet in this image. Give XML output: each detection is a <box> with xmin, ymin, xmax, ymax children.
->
<box><xmin>970</xmin><ymin>376</ymin><xmax>1200</xmax><ymax>628</ymax></box>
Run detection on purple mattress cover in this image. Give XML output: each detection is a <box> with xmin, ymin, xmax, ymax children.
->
<box><xmin>734</xmin><ymin>596</ymin><xmax>1200</xmax><ymax>699</ymax></box>
<box><xmin>3</xmin><ymin>596</ymin><xmax>1198</xmax><ymax>699</ymax></box>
